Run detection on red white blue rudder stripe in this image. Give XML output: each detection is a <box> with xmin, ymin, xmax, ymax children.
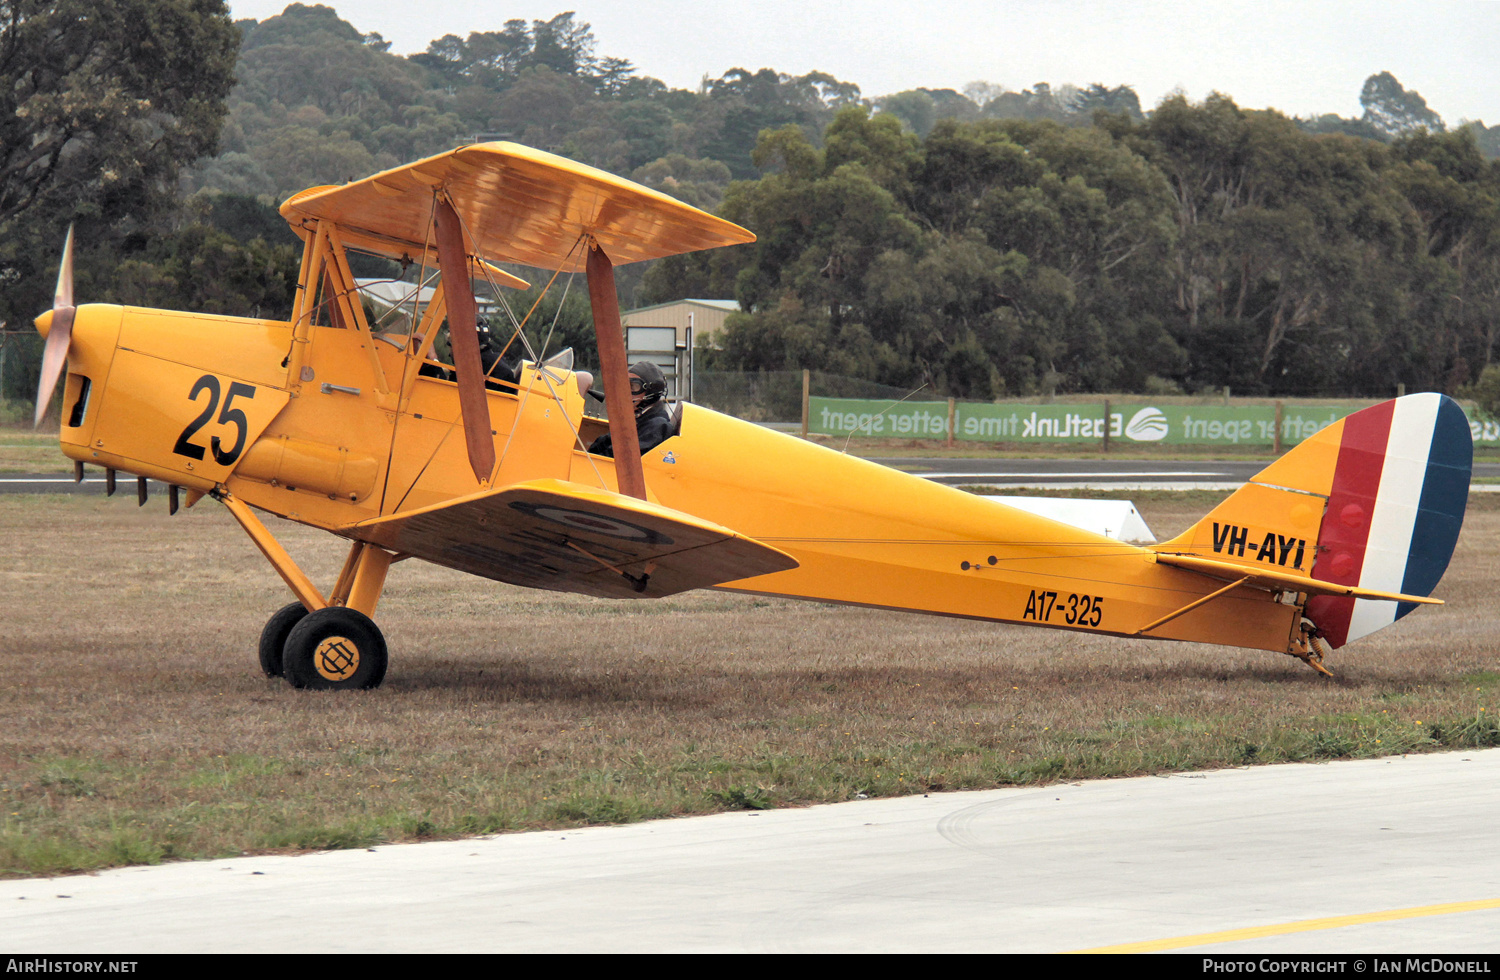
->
<box><xmin>1305</xmin><ymin>393</ymin><xmax>1472</xmax><ymax>648</ymax></box>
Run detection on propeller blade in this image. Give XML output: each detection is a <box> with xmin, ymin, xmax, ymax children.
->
<box><xmin>33</xmin><ymin>308</ymin><xmax>74</xmax><ymax>427</ymax></box>
<box><xmin>432</xmin><ymin>197</ymin><xmax>496</xmax><ymax>484</ymax></box>
<box><xmin>53</xmin><ymin>225</ymin><xmax>74</xmax><ymax>309</ymax></box>
<box><xmin>34</xmin><ymin>226</ymin><xmax>76</xmax><ymax>428</ymax></box>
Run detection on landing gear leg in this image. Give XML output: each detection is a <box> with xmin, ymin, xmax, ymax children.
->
<box><xmin>219</xmin><ymin>490</ymin><xmax>396</xmax><ymax>689</ymax></box>
<box><xmin>337</xmin><ymin>541</ymin><xmax>394</xmax><ymax>618</ymax></box>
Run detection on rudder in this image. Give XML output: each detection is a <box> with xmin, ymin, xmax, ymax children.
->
<box><xmin>1154</xmin><ymin>393</ymin><xmax>1472</xmax><ymax>649</ymax></box>
<box><xmin>1303</xmin><ymin>393</ymin><xmax>1471</xmax><ymax>647</ymax></box>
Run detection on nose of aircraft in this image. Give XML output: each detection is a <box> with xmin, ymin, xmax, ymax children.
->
<box><xmin>32</xmin><ymin>226</ymin><xmax>76</xmax><ymax>427</ymax></box>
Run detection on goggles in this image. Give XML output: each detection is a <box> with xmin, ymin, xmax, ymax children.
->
<box><xmin>629</xmin><ymin>378</ymin><xmax>645</xmax><ymax>394</ymax></box>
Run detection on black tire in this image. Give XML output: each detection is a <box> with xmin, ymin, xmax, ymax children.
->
<box><xmin>258</xmin><ymin>602</ymin><xmax>309</xmax><ymax>678</ymax></box>
<box><xmin>282</xmin><ymin>607</ymin><xmax>388</xmax><ymax>690</ymax></box>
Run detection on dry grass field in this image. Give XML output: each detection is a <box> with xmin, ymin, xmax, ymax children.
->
<box><xmin>0</xmin><ymin>431</ymin><xmax>71</xmax><ymax>474</ymax></box>
<box><xmin>1</xmin><ymin>490</ymin><xmax>1497</xmax><ymax>877</ymax></box>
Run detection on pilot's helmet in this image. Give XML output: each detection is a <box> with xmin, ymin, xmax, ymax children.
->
<box><xmin>628</xmin><ymin>361</ymin><xmax>667</xmax><ymax>408</ymax></box>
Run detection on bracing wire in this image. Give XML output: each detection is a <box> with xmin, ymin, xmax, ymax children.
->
<box><xmin>387</xmin><ymin>192</ymin><xmax>450</xmax><ymax>514</ymax></box>
<box><xmin>841</xmin><ymin>383</ymin><xmax>931</xmax><ymax>454</ymax></box>
<box><xmin>431</xmin><ymin>210</ymin><xmax>606</xmax><ymax>491</ymax></box>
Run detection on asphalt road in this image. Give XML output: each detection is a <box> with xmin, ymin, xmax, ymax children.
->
<box><xmin>3</xmin><ymin>749</ymin><xmax>1497</xmax><ymax>953</ymax></box>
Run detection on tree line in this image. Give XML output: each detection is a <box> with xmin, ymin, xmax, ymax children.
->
<box><xmin>648</xmin><ymin>101</ymin><xmax>1500</xmax><ymax>399</ymax></box>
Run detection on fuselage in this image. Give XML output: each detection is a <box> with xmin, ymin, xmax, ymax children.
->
<box><xmin>52</xmin><ymin>301</ymin><xmax>1298</xmax><ymax>654</ymax></box>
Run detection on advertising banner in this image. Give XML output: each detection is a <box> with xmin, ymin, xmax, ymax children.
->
<box><xmin>807</xmin><ymin>397</ymin><xmax>1500</xmax><ymax>447</ymax></box>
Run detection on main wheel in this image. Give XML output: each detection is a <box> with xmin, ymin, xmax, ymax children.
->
<box><xmin>282</xmin><ymin>607</ymin><xmax>388</xmax><ymax>690</ymax></box>
<box><xmin>258</xmin><ymin>602</ymin><xmax>309</xmax><ymax>678</ymax></box>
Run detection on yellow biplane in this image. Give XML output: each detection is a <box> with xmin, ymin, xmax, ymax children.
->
<box><xmin>33</xmin><ymin>143</ymin><xmax>1472</xmax><ymax>688</ymax></box>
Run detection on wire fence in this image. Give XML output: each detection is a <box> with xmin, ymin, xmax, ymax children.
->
<box><xmin>686</xmin><ymin>370</ymin><xmax>1497</xmax><ymax>449</ymax></box>
<box><xmin>694</xmin><ymin>370</ymin><xmax>911</xmax><ymax>422</ymax></box>
<box><xmin>690</xmin><ymin>370</ymin><xmax>1419</xmax><ymax>425</ymax></box>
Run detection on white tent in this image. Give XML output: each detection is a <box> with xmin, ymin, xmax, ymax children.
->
<box><xmin>985</xmin><ymin>496</ymin><xmax>1157</xmax><ymax>544</ymax></box>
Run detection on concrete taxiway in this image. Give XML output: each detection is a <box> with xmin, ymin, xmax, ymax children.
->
<box><xmin>3</xmin><ymin>748</ymin><xmax>1497</xmax><ymax>953</ymax></box>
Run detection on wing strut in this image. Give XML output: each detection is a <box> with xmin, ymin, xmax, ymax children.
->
<box><xmin>433</xmin><ymin>195</ymin><xmax>496</xmax><ymax>484</ymax></box>
<box><xmin>1133</xmin><ymin>576</ymin><xmax>1251</xmax><ymax>636</ymax></box>
<box><xmin>585</xmin><ymin>238</ymin><xmax>647</xmax><ymax>500</ymax></box>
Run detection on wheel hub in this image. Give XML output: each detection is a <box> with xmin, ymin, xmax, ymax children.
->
<box><xmin>314</xmin><ymin>635</ymin><xmax>360</xmax><ymax>681</ymax></box>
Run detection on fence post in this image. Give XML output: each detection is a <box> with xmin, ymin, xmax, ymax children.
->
<box><xmin>800</xmin><ymin>369</ymin><xmax>810</xmax><ymax>439</ymax></box>
<box><xmin>1223</xmin><ymin>385</ymin><xmax>1231</xmax><ymax>407</ymax></box>
<box><xmin>946</xmin><ymin>397</ymin><xmax>955</xmax><ymax>449</ymax></box>
<box><xmin>1397</xmin><ymin>382</ymin><xmax>1406</xmax><ymax>397</ymax></box>
<box><xmin>1274</xmin><ymin>401</ymin><xmax>1283</xmax><ymax>455</ymax></box>
<box><xmin>1102</xmin><ymin>399</ymin><xmax>1110</xmax><ymax>454</ymax></box>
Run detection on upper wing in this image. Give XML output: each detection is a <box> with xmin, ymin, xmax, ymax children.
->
<box><xmin>279</xmin><ymin>142</ymin><xmax>755</xmax><ymax>270</ymax></box>
<box><xmin>345</xmin><ymin>479</ymin><xmax>797</xmax><ymax>600</ymax></box>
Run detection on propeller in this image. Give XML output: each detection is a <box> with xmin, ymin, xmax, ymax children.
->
<box><xmin>34</xmin><ymin>225</ymin><xmax>76</xmax><ymax>428</ymax></box>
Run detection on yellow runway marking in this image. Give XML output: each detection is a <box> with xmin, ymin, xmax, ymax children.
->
<box><xmin>1071</xmin><ymin>897</ymin><xmax>1500</xmax><ymax>953</ymax></box>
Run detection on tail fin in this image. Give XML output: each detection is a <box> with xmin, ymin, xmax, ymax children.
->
<box><xmin>1154</xmin><ymin>393</ymin><xmax>1472</xmax><ymax>649</ymax></box>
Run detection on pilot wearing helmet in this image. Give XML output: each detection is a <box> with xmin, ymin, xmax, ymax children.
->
<box><xmin>475</xmin><ymin>315</ymin><xmax>520</xmax><ymax>390</ymax></box>
<box><xmin>587</xmin><ymin>361</ymin><xmax>673</xmax><ymax>458</ymax></box>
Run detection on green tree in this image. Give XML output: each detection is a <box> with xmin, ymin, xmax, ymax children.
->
<box><xmin>1070</xmin><ymin>83</ymin><xmax>1144</xmax><ymax>122</ymax></box>
<box><xmin>103</xmin><ymin>224</ymin><xmax>299</xmax><ymax>319</ymax></box>
<box><xmin>875</xmin><ymin>88</ymin><xmax>978</xmax><ymax>137</ymax></box>
<box><xmin>1383</xmin><ymin>129</ymin><xmax>1500</xmax><ymax>390</ymax></box>
<box><xmin>0</xmin><ymin>0</ymin><xmax>237</xmax><ymax>229</ymax></box>
<box><xmin>630</xmin><ymin>155</ymin><xmax>732</xmax><ymax>212</ymax></box>
<box><xmin>692</xmin><ymin>68</ymin><xmax>862</xmax><ymax>178</ymax></box>
<box><xmin>980</xmin><ymin>83</ymin><xmax>1080</xmax><ymax>125</ymax></box>
<box><xmin>1361</xmin><ymin>71</ymin><xmax>1445</xmax><ymax>137</ymax></box>
<box><xmin>1463</xmin><ymin>363</ymin><xmax>1500</xmax><ymax>419</ymax></box>
<box><xmin>0</xmin><ymin>0</ymin><xmax>238</xmax><ymax>341</ymax></box>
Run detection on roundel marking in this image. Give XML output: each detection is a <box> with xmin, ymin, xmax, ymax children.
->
<box><xmin>509</xmin><ymin>501</ymin><xmax>673</xmax><ymax>545</ymax></box>
<box><xmin>1124</xmin><ymin>407</ymin><xmax>1169</xmax><ymax>442</ymax></box>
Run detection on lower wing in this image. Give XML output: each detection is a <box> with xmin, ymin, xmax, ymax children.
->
<box><xmin>345</xmin><ymin>478</ymin><xmax>798</xmax><ymax>599</ymax></box>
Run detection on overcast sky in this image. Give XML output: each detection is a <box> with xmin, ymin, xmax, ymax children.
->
<box><xmin>226</xmin><ymin>1</ymin><xmax>1500</xmax><ymax>124</ymax></box>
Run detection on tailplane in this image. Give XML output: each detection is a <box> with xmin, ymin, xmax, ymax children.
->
<box><xmin>1154</xmin><ymin>393</ymin><xmax>1472</xmax><ymax>651</ymax></box>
